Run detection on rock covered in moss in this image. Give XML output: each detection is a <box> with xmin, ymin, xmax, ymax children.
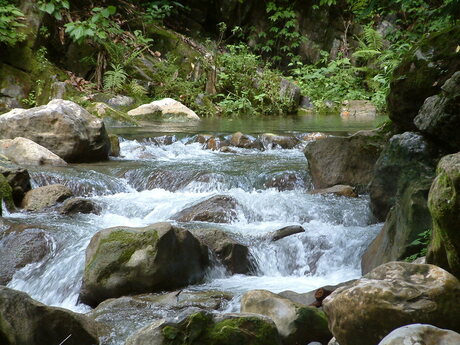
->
<box><xmin>0</xmin><ymin>173</ymin><xmax>14</xmax><ymax>216</ymax></box>
<box><xmin>304</xmin><ymin>129</ymin><xmax>388</xmax><ymax>192</ymax></box>
<box><xmin>125</xmin><ymin>311</ymin><xmax>282</xmax><ymax>345</ymax></box>
<box><xmin>0</xmin><ymin>164</ymin><xmax>31</xmax><ymax>206</ymax></box>
<box><xmin>369</xmin><ymin>132</ymin><xmax>442</xmax><ymax>221</ymax></box>
<box><xmin>21</xmin><ymin>184</ymin><xmax>73</xmax><ymax>212</ymax></box>
<box><xmin>414</xmin><ymin>71</ymin><xmax>460</xmax><ymax>152</ymax></box>
<box><xmin>323</xmin><ymin>262</ymin><xmax>460</xmax><ymax>345</ymax></box>
<box><xmin>377</xmin><ymin>324</ymin><xmax>460</xmax><ymax>345</ymax></box>
<box><xmin>79</xmin><ymin>222</ymin><xmax>209</xmax><ymax>307</ymax></box>
<box><xmin>241</xmin><ymin>289</ymin><xmax>332</xmax><ymax>344</ymax></box>
<box><xmin>109</xmin><ymin>134</ymin><xmax>120</xmax><ymax>157</ymax></box>
<box><xmin>128</xmin><ymin>98</ymin><xmax>200</xmax><ymax>121</ymax></box>
<box><xmin>387</xmin><ymin>25</ymin><xmax>460</xmax><ymax>131</ymax></box>
<box><xmin>0</xmin><ymin>137</ymin><xmax>67</xmax><ymax>166</ymax></box>
<box><xmin>0</xmin><ymin>286</ymin><xmax>99</xmax><ymax>345</ymax></box>
<box><xmin>0</xmin><ymin>99</ymin><xmax>110</xmax><ymax>163</ymax></box>
<box><xmin>427</xmin><ymin>153</ymin><xmax>460</xmax><ymax>278</ymax></box>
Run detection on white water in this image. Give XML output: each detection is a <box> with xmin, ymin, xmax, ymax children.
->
<box><xmin>5</xmin><ymin>134</ymin><xmax>381</xmax><ymax>342</ymax></box>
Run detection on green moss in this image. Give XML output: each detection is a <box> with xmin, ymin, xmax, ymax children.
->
<box><xmin>161</xmin><ymin>312</ymin><xmax>281</xmax><ymax>345</ymax></box>
<box><xmin>86</xmin><ymin>102</ymin><xmax>139</xmax><ymax>125</ymax></box>
<box><xmin>0</xmin><ymin>174</ymin><xmax>14</xmax><ymax>216</ymax></box>
<box><xmin>85</xmin><ymin>228</ymin><xmax>159</xmax><ymax>282</ymax></box>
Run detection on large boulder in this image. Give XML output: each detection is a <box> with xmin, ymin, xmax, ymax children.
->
<box><xmin>241</xmin><ymin>289</ymin><xmax>332</xmax><ymax>344</ymax></box>
<box><xmin>0</xmin><ymin>137</ymin><xmax>67</xmax><ymax>166</ymax></box>
<box><xmin>414</xmin><ymin>71</ymin><xmax>460</xmax><ymax>152</ymax></box>
<box><xmin>0</xmin><ymin>164</ymin><xmax>31</xmax><ymax>206</ymax></box>
<box><xmin>0</xmin><ymin>99</ymin><xmax>110</xmax><ymax>162</ymax></box>
<box><xmin>362</xmin><ymin>133</ymin><xmax>444</xmax><ymax>273</ymax></box>
<box><xmin>377</xmin><ymin>324</ymin><xmax>460</xmax><ymax>345</ymax></box>
<box><xmin>304</xmin><ymin>129</ymin><xmax>389</xmax><ymax>191</ymax></box>
<box><xmin>79</xmin><ymin>222</ymin><xmax>209</xmax><ymax>307</ymax></box>
<box><xmin>323</xmin><ymin>262</ymin><xmax>460</xmax><ymax>345</ymax></box>
<box><xmin>21</xmin><ymin>184</ymin><xmax>73</xmax><ymax>212</ymax></box>
<box><xmin>0</xmin><ymin>226</ymin><xmax>53</xmax><ymax>285</ymax></box>
<box><xmin>427</xmin><ymin>153</ymin><xmax>460</xmax><ymax>278</ymax></box>
<box><xmin>190</xmin><ymin>228</ymin><xmax>254</xmax><ymax>274</ymax></box>
<box><xmin>387</xmin><ymin>25</ymin><xmax>460</xmax><ymax>131</ymax></box>
<box><xmin>128</xmin><ymin>98</ymin><xmax>200</xmax><ymax>120</ymax></box>
<box><xmin>369</xmin><ymin>132</ymin><xmax>442</xmax><ymax>221</ymax></box>
<box><xmin>125</xmin><ymin>311</ymin><xmax>282</xmax><ymax>345</ymax></box>
<box><xmin>172</xmin><ymin>195</ymin><xmax>240</xmax><ymax>223</ymax></box>
<box><xmin>0</xmin><ymin>286</ymin><xmax>99</xmax><ymax>345</ymax></box>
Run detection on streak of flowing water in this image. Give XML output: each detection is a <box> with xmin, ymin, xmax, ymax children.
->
<box><xmin>4</xmin><ymin>117</ymin><xmax>384</xmax><ymax>344</ymax></box>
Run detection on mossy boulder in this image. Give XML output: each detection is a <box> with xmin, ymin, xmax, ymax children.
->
<box><xmin>323</xmin><ymin>262</ymin><xmax>460</xmax><ymax>345</ymax></box>
<box><xmin>387</xmin><ymin>25</ymin><xmax>460</xmax><ymax>131</ymax></box>
<box><xmin>414</xmin><ymin>71</ymin><xmax>460</xmax><ymax>152</ymax></box>
<box><xmin>0</xmin><ymin>174</ymin><xmax>14</xmax><ymax>216</ymax></box>
<box><xmin>0</xmin><ymin>164</ymin><xmax>31</xmax><ymax>206</ymax></box>
<box><xmin>125</xmin><ymin>311</ymin><xmax>282</xmax><ymax>345</ymax></box>
<box><xmin>427</xmin><ymin>153</ymin><xmax>460</xmax><ymax>278</ymax></box>
<box><xmin>304</xmin><ymin>128</ymin><xmax>389</xmax><ymax>192</ymax></box>
<box><xmin>0</xmin><ymin>286</ymin><xmax>99</xmax><ymax>345</ymax></box>
<box><xmin>369</xmin><ymin>132</ymin><xmax>443</xmax><ymax>221</ymax></box>
<box><xmin>241</xmin><ymin>289</ymin><xmax>332</xmax><ymax>345</ymax></box>
<box><xmin>79</xmin><ymin>222</ymin><xmax>209</xmax><ymax>307</ymax></box>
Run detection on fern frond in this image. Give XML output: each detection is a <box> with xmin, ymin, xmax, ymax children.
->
<box><xmin>103</xmin><ymin>64</ymin><xmax>127</xmax><ymax>91</ymax></box>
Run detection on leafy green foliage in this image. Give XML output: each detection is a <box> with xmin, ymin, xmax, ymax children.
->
<box><xmin>405</xmin><ymin>229</ymin><xmax>432</xmax><ymax>262</ymax></box>
<box><xmin>252</xmin><ymin>1</ymin><xmax>304</xmax><ymax>68</ymax></box>
<box><xmin>144</xmin><ymin>1</ymin><xmax>187</xmax><ymax>21</ymax></box>
<box><xmin>215</xmin><ymin>44</ymin><xmax>292</xmax><ymax>116</ymax></box>
<box><xmin>64</xmin><ymin>6</ymin><xmax>119</xmax><ymax>43</ymax></box>
<box><xmin>103</xmin><ymin>64</ymin><xmax>127</xmax><ymax>92</ymax></box>
<box><xmin>38</xmin><ymin>0</ymin><xmax>69</xmax><ymax>20</ymax></box>
<box><xmin>0</xmin><ymin>0</ymin><xmax>26</xmax><ymax>46</ymax></box>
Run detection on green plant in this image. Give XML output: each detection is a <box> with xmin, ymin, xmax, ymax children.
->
<box><xmin>252</xmin><ymin>1</ymin><xmax>304</xmax><ymax>68</ymax></box>
<box><xmin>405</xmin><ymin>229</ymin><xmax>432</xmax><ymax>262</ymax></box>
<box><xmin>144</xmin><ymin>1</ymin><xmax>187</xmax><ymax>21</ymax></box>
<box><xmin>103</xmin><ymin>64</ymin><xmax>127</xmax><ymax>92</ymax></box>
<box><xmin>38</xmin><ymin>0</ymin><xmax>69</xmax><ymax>20</ymax></box>
<box><xmin>0</xmin><ymin>0</ymin><xmax>26</xmax><ymax>46</ymax></box>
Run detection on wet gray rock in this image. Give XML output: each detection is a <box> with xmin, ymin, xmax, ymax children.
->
<box><xmin>304</xmin><ymin>129</ymin><xmax>388</xmax><ymax>192</ymax></box>
<box><xmin>107</xmin><ymin>95</ymin><xmax>135</xmax><ymax>108</ymax></box>
<box><xmin>309</xmin><ymin>185</ymin><xmax>358</xmax><ymax>198</ymax></box>
<box><xmin>260</xmin><ymin>133</ymin><xmax>300</xmax><ymax>149</ymax></box>
<box><xmin>21</xmin><ymin>184</ymin><xmax>73</xmax><ymax>212</ymax></box>
<box><xmin>0</xmin><ymin>286</ymin><xmax>99</xmax><ymax>345</ymax></box>
<box><xmin>270</xmin><ymin>225</ymin><xmax>305</xmax><ymax>241</ymax></box>
<box><xmin>377</xmin><ymin>324</ymin><xmax>460</xmax><ymax>345</ymax></box>
<box><xmin>109</xmin><ymin>134</ymin><xmax>120</xmax><ymax>157</ymax></box>
<box><xmin>59</xmin><ymin>197</ymin><xmax>101</xmax><ymax>215</ymax></box>
<box><xmin>190</xmin><ymin>228</ymin><xmax>255</xmax><ymax>274</ymax></box>
<box><xmin>0</xmin><ymin>227</ymin><xmax>53</xmax><ymax>285</ymax></box>
<box><xmin>230</xmin><ymin>132</ymin><xmax>263</xmax><ymax>150</ymax></box>
<box><xmin>80</xmin><ymin>222</ymin><xmax>209</xmax><ymax>307</ymax></box>
<box><xmin>172</xmin><ymin>195</ymin><xmax>239</xmax><ymax>223</ymax></box>
<box><xmin>414</xmin><ymin>71</ymin><xmax>460</xmax><ymax>152</ymax></box>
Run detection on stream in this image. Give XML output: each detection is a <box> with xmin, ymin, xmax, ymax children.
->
<box><xmin>5</xmin><ymin>114</ymin><xmax>385</xmax><ymax>344</ymax></box>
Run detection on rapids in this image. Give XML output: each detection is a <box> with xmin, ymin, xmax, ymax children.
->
<box><xmin>4</xmin><ymin>115</ymin><xmax>384</xmax><ymax>344</ymax></box>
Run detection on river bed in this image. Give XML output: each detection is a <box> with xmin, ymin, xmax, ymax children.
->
<box><xmin>5</xmin><ymin>114</ymin><xmax>385</xmax><ymax>344</ymax></box>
